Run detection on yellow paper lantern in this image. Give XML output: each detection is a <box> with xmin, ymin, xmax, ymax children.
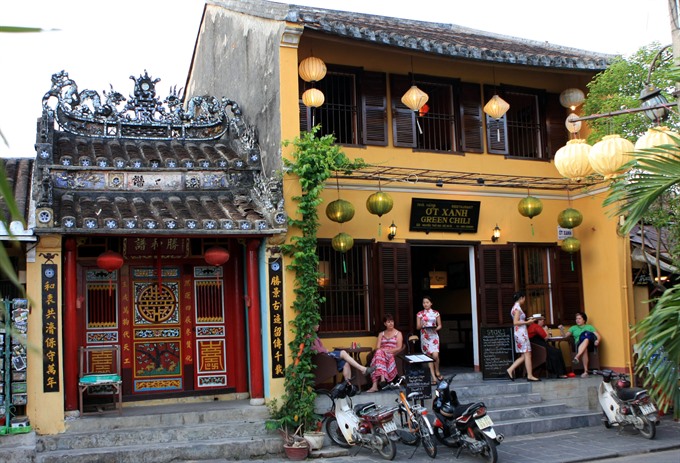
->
<box><xmin>565</xmin><ymin>113</ymin><xmax>582</xmax><ymax>134</ymax></box>
<box><xmin>634</xmin><ymin>126</ymin><xmax>680</xmax><ymax>151</ymax></box>
<box><xmin>554</xmin><ymin>139</ymin><xmax>593</xmax><ymax>181</ymax></box>
<box><xmin>588</xmin><ymin>134</ymin><xmax>635</xmax><ymax>179</ymax></box>
<box><xmin>301</xmin><ymin>88</ymin><xmax>325</xmax><ymax>108</ymax></box>
<box><xmin>298</xmin><ymin>56</ymin><xmax>327</xmax><ymax>82</ymax></box>
<box><xmin>559</xmin><ymin>88</ymin><xmax>585</xmax><ymax>110</ymax></box>
<box><xmin>483</xmin><ymin>94</ymin><xmax>510</xmax><ymax>120</ymax></box>
<box><xmin>401</xmin><ymin>85</ymin><xmax>429</xmax><ymax>112</ymax></box>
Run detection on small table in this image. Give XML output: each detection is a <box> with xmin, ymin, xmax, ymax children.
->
<box><xmin>333</xmin><ymin>346</ymin><xmax>372</xmax><ymax>364</ymax></box>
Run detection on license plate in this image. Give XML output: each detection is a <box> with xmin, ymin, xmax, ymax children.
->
<box><xmin>475</xmin><ymin>415</ymin><xmax>494</xmax><ymax>429</ymax></box>
<box><xmin>640</xmin><ymin>403</ymin><xmax>656</xmax><ymax>415</ymax></box>
<box><xmin>383</xmin><ymin>420</ymin><xmax>398</xmax><ymax>433</ymax></box>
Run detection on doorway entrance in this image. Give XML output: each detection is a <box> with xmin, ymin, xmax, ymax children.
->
<box><xmin>410</xmin><ymin>244</ymin><xmax>476</xmax><ymax>367</ymax></box>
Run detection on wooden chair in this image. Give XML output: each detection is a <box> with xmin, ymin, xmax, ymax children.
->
<box><xmin>530</xmin><ymin>342</ymin><xmax>548</xmax><ymax>378</ymax></box>
<box><xmin>311</xmin><ymin>352</ymin><xmax>341</xmax><ymax>387</ymax></box>
<box><xmin>79</xmin><ymin>345</ymin><xmax>122</xmax><ymax>415</ymax></box>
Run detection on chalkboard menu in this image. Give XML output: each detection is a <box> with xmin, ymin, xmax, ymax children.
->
<box><xmin>480</xmin><ymin>327</ymin><xmax>515</xmax><ymax>380</ymax></box>
<box><xmin>403</xmin><ymin>356</ymin><xmax>433</xmax><ymax>399</ymax></box>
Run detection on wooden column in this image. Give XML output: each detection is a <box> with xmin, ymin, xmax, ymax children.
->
<box><xmin>245</xmin><ymin>239</ymin><xmax>264</xmax><ymax>400</ymax></box>
<box><xmin>63</xmin><ymin>238</ymin><xmax>78</xmax><ymax>411</ymax></box>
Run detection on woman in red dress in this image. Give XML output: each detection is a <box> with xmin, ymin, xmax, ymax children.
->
<box><xmin>366</xmin><ymin>314</ymin><xmax>403</xmax><ymax>392</ymax></box>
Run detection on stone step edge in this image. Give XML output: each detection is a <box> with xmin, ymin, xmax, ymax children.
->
<box><xmin>492</xmin><ymin>410</ymin><xmax>602</xmax><ymax>427</ymax></box>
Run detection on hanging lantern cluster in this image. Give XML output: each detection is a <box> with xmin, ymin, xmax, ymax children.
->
<box><xmin>299</xmin><ymin>55</ymin><xmax>327</xmax><ymax>109</ymax></box>
<box><xmin>588</xmin><ymin>134</ymin><xmax>635</xmax><ymax>179</ymax></box>
<box><xmin>634</xmin><ymin>126</ymin><xmax>680</xmax><ymax>152</ymax></box>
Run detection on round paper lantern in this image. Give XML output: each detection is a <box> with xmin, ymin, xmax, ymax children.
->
<box><xmin>554</xmin><ymin>139</ymin><xmax>594</xmax><ymax>181</ymax></box>
<box><xmin>366</xmin><ymin>191</ymin><xmax>393</xmax><ymax>217</ymax></box>
<box><xmin>331</xmin><ymin>232</ymin><xmax>354</xmax><ymax>253</ymax></box>
<box><xmin>401</xmin><ymin>85</ymin><xmax>429</xmax><ymax>112</ymax></box>
<box><xmin>557</xmin><ymin>208</ymin><xmax>583</xmax><ymax>229</ymax></box>
<box><xmin>96</xmin><ymin>250</ymin><xmax>124</xmax><ymax>273</ymax></box>
<box><xmin>518</xmin><ymin>196</ymin><xmax>543</xmax><ymax>219</ymax></box>
<box><xmin>634</xmin><ymin>126</ymin><xmax>680</xmax><ymax>151</ymax></box>
<box><xmin>301</xmin><ymin>88</ymin><xmax>325</xmax><ymax>108</ymax></box>
<box><xmin>326</xmin><ymin>199</ymin><xmax>355</xmax><ymax>223</ymax></box>
<box><xmin>204</xmin><ymin>246</ymin><xmax>230</xmax><ymax>266</ymax></box>
<box><xmin>588</xmin><ymin>134</ymin><xmax>635</xmax><ymax>179</ymax></box>
<box><xmin>559</xmin><ymin>88</ymin><xmax>585</xmax><ymax>110</ymax></box>
<box><xmin>561</xmin><ymin>237</ymin><xmax>581</xmax><ymax>253</ymax></box>
<box><xmin>298</xmin><ymin>56</ymin><xmax>327</xmax><ymax>82</ymax></box>
<box><xmin>565</xmin><ymin>113</ymin><xmax>582</xmax><ymax>134</ymax></box>
<box><xmin>483</xmin><ymin>94</ymin><xmax>510</xmax><ymax>120</ymax></box>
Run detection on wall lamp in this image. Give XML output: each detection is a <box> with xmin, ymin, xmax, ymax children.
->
<box><xmin>388</xmin><ymin>221</ymin><xmax>397</xmax><ymax>240</ymax></box>
<box><xmin>491</xmin><ymin>224</ymin><xmax>501</xmax><ymax>242</ymax></box>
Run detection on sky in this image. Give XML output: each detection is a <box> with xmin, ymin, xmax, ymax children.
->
<box><xmin>0</xmin><ymin>0</ymin><xmax>671</xmax><ymax>158</ymax></box>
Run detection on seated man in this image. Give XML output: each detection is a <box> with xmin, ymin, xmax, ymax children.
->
<box><xmin>559</xmin><ymin>311</ymin><xmax>601</xmax><ymax>377</ymax></box>
<box><xmin>311</xmin><ymin>324</ymin><xmax>374</xmax><ymax>382</ymax></box>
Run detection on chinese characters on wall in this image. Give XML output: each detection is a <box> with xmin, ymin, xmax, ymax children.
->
<box><xmin>268</xmin><ymin>258</ymin><xmax>285</xmax><ymax>378</ymax></box>
<box><xmin>42</xmin><ymin>264</ymin><xmax>60</xmax><ymax>392</ymax></box>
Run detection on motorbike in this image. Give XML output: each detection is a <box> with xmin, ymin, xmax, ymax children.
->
<box><xmin>324</xmin><ymin>380</ymin><xmax>400</xmax><ymax>460</ymax></box>
<box><xmin>390</xmin><ymin>376</ymin><xmax>437</xmax><ymax>458</ymax></box>
<box><xmin>593</xmin><ymin>369</ymin><xmax>658</xmax><ymax>439</ymax></box>
<box><xmin>431</xmin><ymin>374</ymin><xmax>503</xmax><ymax>463</ymax></box>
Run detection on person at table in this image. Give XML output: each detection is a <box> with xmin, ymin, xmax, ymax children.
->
<box><xmin>506</xmin><ymin>291</ymin><xmax>541</xmax><ymax>382</ymax></box>
<box><xmin>311</xmin><ymin>324</ymin><xmax>375</xmax><ymax>381</ymax></box>
<box><xmin>527</xmin><ymin>314</ymin><xmax>568</xmax><ymax>378</ymax></box>
<box><xmin>559</xmin><ymin>311</ymin><xmax>601</xmax><ymax>377</ymax></box>
<box><xmin>366</xmin><ymin>314</ymin><xmax>403</xmax><ymax>393</ymax></box>
<box><xmin>416</xmin><ymin>295</ymin><xmax>442</xmax><ymax>383</ymax></box>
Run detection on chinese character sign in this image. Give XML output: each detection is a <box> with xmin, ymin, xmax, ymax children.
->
<box><xmin>42</xmin><ymin>264</ymin><xmax>60</xmax><ymax>392</ymax></box>
<box><xmin>268</xmin><ymin>258</ymin><xmax>285</xmax><ymax>378</ymax></box>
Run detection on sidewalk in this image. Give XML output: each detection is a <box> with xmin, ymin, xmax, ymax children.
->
<box><xmin>289</xmin><ymin>414</ymin><xmax>680</xmax><ymax>463</ymax></box>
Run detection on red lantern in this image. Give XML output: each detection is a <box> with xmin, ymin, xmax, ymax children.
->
<box><xmin>205</xmin><ymin>246</ymin><xmax>230</xmax><ymax>266</ymax></box>
<box><xmin>96</xmin><ymin>250</ymin><xmax>124</xmax><ymax>295</ymax></box>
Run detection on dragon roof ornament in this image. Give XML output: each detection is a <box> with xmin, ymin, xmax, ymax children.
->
<box><xmin>42</xmin><ymin>70</ymin><xmax>242</xmax><ymax>141</ymax></box>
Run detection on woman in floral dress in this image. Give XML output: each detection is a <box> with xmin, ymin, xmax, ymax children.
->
<box><xmin>416</xmin><ymin>296</ymin><xmax>442</xmax><ymax>383</ymax></box>
<box><xmin>506</xmin><ymin>291</ymin><xmax>540</xmax><ymax>382</ymax></box>
<box><xmin>366</xmin><ymin>314</ymin><xmax>403</xmax><ymax>392</ymax></box>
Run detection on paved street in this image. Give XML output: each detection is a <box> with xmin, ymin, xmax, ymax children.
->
<box><xmin>189</xmin><ymin>414</ymin><xmax>680</xmax><ymax>462</ymax></box>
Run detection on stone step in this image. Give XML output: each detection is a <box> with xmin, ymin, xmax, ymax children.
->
<box><xmin>0</xmin><ymin>431</ymin><xmax>37</xmax><ymax>463</ymax></box>
<box><xmin>35</xmin><ymin>435</ymin><xmax>282</xmax><ymax>463</ymax></box>
<box><xmin>492</xmin><ymin>409</ymin><xmax>603</xmax><ymax>437</ymax></box>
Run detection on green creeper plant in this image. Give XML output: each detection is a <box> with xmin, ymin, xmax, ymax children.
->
<box><xmin>266</xmin><ymin>126</ymin><xmax>364</xmax><ymax>434</ymax></box>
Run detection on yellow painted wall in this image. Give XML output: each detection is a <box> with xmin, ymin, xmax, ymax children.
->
<box><xmin>25</xmin><ymin>235</ymin><xmax>65</xmax><ymax>434</ymax></box>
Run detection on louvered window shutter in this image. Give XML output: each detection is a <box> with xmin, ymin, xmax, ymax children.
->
<box><xmin>361</xmin><ymin>71</ymin><xmax>388</xmax><ymax>146</ymax></box>
<box><xmin>390</xmin><ymin>74</ymin><xmax>417</xmax><ymax>148</ymax></box>
<box><xmin>483</xmin><ymin>85</ymin><xmax>509</xmax><ymax>155</ymax></box>
<box><xmin>377</xmin><ymin>242</ymin><xmax>412</xmax><ymax>333</ymax></box>
<box><xmin>545</xmin><ymin>92</ymin><xmax>568</xmax><ymax>159</ymax></box>
<box><xmin>478</xmin><ymin>246</ymin><xmax>516</xmax><ymax>326</ymax></box>
<box><xmin>459</xmin><ymin>82</ymin><xmax>484</xmax><ymax>153</ymax></box>
<box><xmin>299</xmin><ymin>100</ymin><xmax>310</xmax><ymax>134</ymax></box>
<box><xmin>553</xmin><ymin>247</ymin><xmax>584</xmax><ymax>324</ymax></box>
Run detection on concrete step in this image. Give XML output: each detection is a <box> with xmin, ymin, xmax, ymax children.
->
<box><xmin>0</xmin><ymin>431</ymin><xmax>37</xmax><ymax>463</ymax></box>
<box><xmin>493</xmin><ymin>409</ymin><xmax>603</xmax><ymax>437</ymax></box>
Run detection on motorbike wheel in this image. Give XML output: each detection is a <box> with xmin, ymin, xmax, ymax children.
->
<box><xmin>433</xmin><ymin>426</ymin><xmax>459</xmax><ymax>448</ymax></box>
<box><xmin>418</xmin><ymin>420</ymin><xmax>437</xmax><ymax>459</ymax></box>
<box><xmin>479</xmin><ymin>432</ymin><xmax>498</xmax><ymax>463</ymax></box>
<box><xmin>638</xmin><ymin>415</ymin><xmax>656</xmax><ymax>440</ymax></box>
<box><xmin>375</xmin><ymin>426</ymin><xmax>397</xmax><ymax>461</ymax></box>
<box><xmin>602</xmin><ymin>412</ymin><xmax>612</xmax><ymax>429</ymax></box>
<box><xmin>324</xmin><ymin>416</ymin><xmax>350</xmax><ymax>448</ymax></box>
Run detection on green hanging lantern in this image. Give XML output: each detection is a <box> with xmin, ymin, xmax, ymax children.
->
<box><xmin>366</xmin><ymin>191</ymin><xmax>393</xmax><ymax>217</ymax></box>
<box><xmin>557</xmin><ymin>208</ymin><xmax>583</xmax><ymax>229</ymax></box>
<box><xmin>326</xmin><ymin>199</ymin><xmax>355</xmax><ymax>223</ymax></box>
<box><xmin>518</xmin><ymin>196</ymin><xmax>543</xmax><ymax>219</ymax></box>
<box><xmin>561</xmin><ymin>237</ymin><xmax>581</xmax><ymax>253</ymax></box>
<box><xmin>331</xmin><ymin>232</ymin><xmax>354</xmax><ymax>253</ymax></box>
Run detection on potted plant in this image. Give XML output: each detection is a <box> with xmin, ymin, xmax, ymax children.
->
<box><xmin>303</xmin><ymin>420</ymin><xmax>326</xmax><ymax>450</ymax></box>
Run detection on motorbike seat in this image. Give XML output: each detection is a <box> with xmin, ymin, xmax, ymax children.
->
<box><xmin>617</xmin><ymin>387</ymin><xmax>647</xmax><ymax>401</ymax></box>
<box><xmin>452</xmin><ymin>403</ymin><xmax>474</xmax><ymax>418</ymax></box>
<box><xmin>354</xmin><ymin>402</ymin><xmax>377</xmax><ymax>416</ymax></box>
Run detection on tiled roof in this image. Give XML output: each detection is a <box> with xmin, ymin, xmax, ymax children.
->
<box><xmin>0</xmin><ymin>158</ymin><xmax>33</xmax><ymax>225</ymax></box>
<box><xmin>221</xmin><ymin>0</ymin><xmax>613</xmax><ymax>70</ymax></box>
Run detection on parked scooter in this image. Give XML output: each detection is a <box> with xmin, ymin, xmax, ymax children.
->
<box><xmin>324</xmin><ymin>380</ymin><xmax>400</xmax><ymax>460</ymax></box>
<box><xmin>431</xmin><ymin>374</ymin><xmax>503</xmax><ymax>463</ymax></box>
<box><xmin>593</xmin><ymin>369</ymin><xmax>658</xmax><ymax>439</ymax></box>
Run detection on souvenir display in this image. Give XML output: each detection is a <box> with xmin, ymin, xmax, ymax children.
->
<box><xmin>1</xmin><ymin>299</ymin><xmax>31</xmax><ymax>434</ymax></box>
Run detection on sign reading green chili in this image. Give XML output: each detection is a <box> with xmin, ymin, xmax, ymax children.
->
<box><xmin>410</xmin><ymin>198</ymin><xmax>480</xmax><ymax>233</ymax></box>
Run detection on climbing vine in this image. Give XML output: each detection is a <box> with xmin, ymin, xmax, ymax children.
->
<box><xmin>268</xmin><ymin>126</ymin><xmax>364</xmax><ymax>434</ymax></box>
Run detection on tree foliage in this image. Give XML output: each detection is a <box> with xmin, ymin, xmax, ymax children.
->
<box><xmin>267</xmin><ymin>126</ymin><xmax>364</xmax><ymax>434</ymax></box>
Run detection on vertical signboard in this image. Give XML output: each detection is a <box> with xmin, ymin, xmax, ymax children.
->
<box><xmin>268</xmin><ymin>258</ymin><xmax>285</xmax><ymax>378</ymax></box>
<box><xmin>42</xmin><ymin>264</ymin><xmax>60</xmax><ymax>392</ymax></box>
<box><xmin>480</xmin><ymin>326</ymin><xmax>515</xmax><ymax>380</ymax></box>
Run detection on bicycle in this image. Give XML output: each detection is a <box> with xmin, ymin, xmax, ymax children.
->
<box><xmin>391</xmin><ymin>375</ymin><xmax>437</xmax><ymax>458</ymax></box>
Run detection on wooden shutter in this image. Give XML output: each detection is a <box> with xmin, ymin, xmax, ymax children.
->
<box><xmin>459</xmin><ymin>82</ymin><xmax>484</xmax><ymax>153</ymax></box>
<box><xmin>545</xmin><ymin>92</ymin><xmax>568</xmax><ymax>159</ymax></box>
<box><xmin>484</xmin><ymin>85</ymin><xmax>509</xmax><ymax>155</ymax></box>
<box><xmin>377</xmin><ymin>242</ymin><xmax>412</xmax><ymax>334</ymax></box>
<box><xmin>361</xmin><ymin>71</ymin><xmax>388</xmax><ymax>146</ymax></box>
<box><xmin>553</xmin><ymin>247</ymin><xmax>584</xmax><ymax>324</ymax></box>
<box><xmin>299</xmin><ymin>101</ymin><xmax>310</xmax><ymax>134</ymax></box>
<box><xmin>390</xmin><ymin>74</ymin><xmax>416</xmax><ymax>148</ymax></box>
<box><xmin>478</xmin><ymin>246</ymin><xmax>516</xmax><ymax>326</ymax></box>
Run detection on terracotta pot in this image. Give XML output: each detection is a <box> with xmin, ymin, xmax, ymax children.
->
<box><xmin>304</xmin><ymin>431</ymin><xmax>325</xmax><ymax>450</ymax></box>
<box><xmin>283</xmin><ymin>443</ymin><xmax>309</xmax><ymax>460</ymax></box>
